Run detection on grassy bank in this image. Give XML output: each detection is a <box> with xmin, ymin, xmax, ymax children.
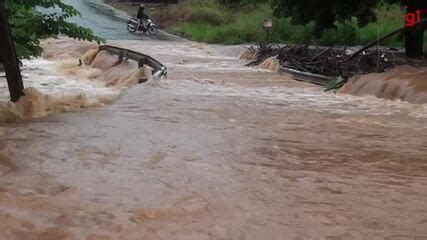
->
<box><xmin>106</xmin><ymin>0</ymin><xmax>426</xmax><ymax>47</ymax></box>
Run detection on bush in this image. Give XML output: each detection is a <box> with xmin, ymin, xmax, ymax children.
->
<box><xmin>164</xmin><ymin>1</ymin><xmax>426</xmax><ymax>47</ymax></box>
<box><xmin>270</xmin><ymin>18</ymin><xmax>314</xmax><ymax>44</ymax></box>
<box><xmin>187</xmin><ymin>6</ymin><xmax>228</xmax><ymax>25</ymax></box>
<box><xmin>358</xmin><ymin>4</ymin><xmax>403</xmax><ymax>46</ymax></box>
<box><xmin>218</xmin><ymin>0</ymin><xmax>263</xmax><ymax>9</ymax></box>
<box><xmin>171</xmin><ymin>3</ymin><xmax>270</xmax><ymax>44</ymax></box>
<box><xmin>150</xmin><ymin>0</ymin><xmax>228</xmax><ymax>28</ymax></box>
<box><xmin>289</xmin><ymin>23</ymin><xmax>315</xmax><ymax>43</ymax></box>
<box><xmin>336</xmin><ymin>20</ymin><xmax>359</xmax><ymax>45</ymax></box>
<box><xmin>318</xmin><ymin>28</ymin><xmax>337</xmax><ymax>46</ymax></box>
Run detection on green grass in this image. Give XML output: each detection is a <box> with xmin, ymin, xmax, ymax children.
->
<box><xmin>169</xmin><ymin>3</ymin><xmax>276</xmax><ymax>44</ymax></box>
<box><xmin>169</xmin><ymin>2</ymin><xmax>426</xmax><ymax>47</ymax></box>
<box><xmin>108</xmin><ymin>0</ymin><xmax>427</xmax><ymax>47</ymax></box>
<box><xmin>170</xmin><ymin>5</ymin><xmax>270</xmax><ymax>44</ymax></box>
<box><xmin>359</xmin><ymin>4</ymin><xmax>404</xmax><ymax>46</ymax></box>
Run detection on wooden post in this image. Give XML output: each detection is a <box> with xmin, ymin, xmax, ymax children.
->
<box><xmin>0</xmin><ymin>1</ymin><xmax>24</xmax><ymax>102</ymax></box>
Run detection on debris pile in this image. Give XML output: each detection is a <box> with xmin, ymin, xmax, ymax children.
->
<box><xmin>243</xmin><ymin>44</ymin><xmax>426</xmax><ymax>87</ymax></box>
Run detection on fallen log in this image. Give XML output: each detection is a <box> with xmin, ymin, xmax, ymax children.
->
<box><xmin>346</xmin><ymin>19</ymin><xmax>427</xmax><ymax>62</ymax></box>
<box><xmin>311</xmin><ymin>47</ymin><xmax>332</xmax><ymax>61</ymax></box>
<box><xmin>280</xmin><ymin>67</ymin><xmax>334</xmax><ymax>85</ymax></box>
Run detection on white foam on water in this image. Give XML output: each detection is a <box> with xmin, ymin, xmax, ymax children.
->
<box><xmin>22</xmin><ymin>59</ymin><xmax>119</xmax><ymax>98</ymax></box>
<box><xmin>164</xmin><ymin>80</ymin><xmax>427</xmax><ymax>119</ymax></box>
<box><xmin>0</xmin><ymin>58</ymin><xmax>121</xmax><ymax>122</ymax></box>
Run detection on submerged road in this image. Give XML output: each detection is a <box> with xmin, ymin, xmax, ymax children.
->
<box><xmin>0</xmin><ymin>1</ymin><xmax>427</xmax><ymax>240</ymax></box>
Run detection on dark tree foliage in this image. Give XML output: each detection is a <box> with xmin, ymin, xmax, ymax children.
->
<box><xmin>272</xmin><ymin>0</ymin><xmax>426</xmax><ymax>57</ymax></box>
<box><xmin>272</xmin><ymin>0</ymin><xmax>396</xmax><ymax>37</ymax></box>
<box><xmin>402</xmin><ymin>0</ymin><xmax>427</xmax><ymax>57</ymax></box>
<box><xmin>218</xmin><ymin>0</ymin><xmax>262</xmax><ymax>8</ymax></box>
<box><xmin>3</xmin><ymin>0</ymin><xmax>104</xmax><ymax>61</ymax></box>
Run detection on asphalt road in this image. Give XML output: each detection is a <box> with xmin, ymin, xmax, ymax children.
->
<box><xmin>62</xmin><ymin>0</ymin><xmax>182</xmax><ymax>41</ymax></box>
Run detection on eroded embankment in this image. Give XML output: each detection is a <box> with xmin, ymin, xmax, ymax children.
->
<box><xmin>340</xmin><ymin>66</ymin><xmax>427</xmax><ymax>104</ymax></box>
<box><xmin>0</xmin><ymin>38</ymin><xmax>150</xmax><ymax>122</ymax></box>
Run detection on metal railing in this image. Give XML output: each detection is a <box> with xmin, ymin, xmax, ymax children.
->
<box><xmin>98</xmin><ymin>45</ymin><xmax>168</xmax><ymax>79</ymax></box>
<box><xmin>280</xmin><ymin>67</ymin><xmax>334</xmax><ymax>86</ymax></box>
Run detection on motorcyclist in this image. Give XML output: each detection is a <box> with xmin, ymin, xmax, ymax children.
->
<box><xmin>136</xmin><ymin>4</ymin><xmax>149</xmax><ymax>30</ymax></box>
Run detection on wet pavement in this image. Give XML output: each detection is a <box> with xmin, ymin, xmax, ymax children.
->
<box><xmin>60</xmin><ymin>0</ymin><xmax>182</xmax><ymax>41</ymax></box>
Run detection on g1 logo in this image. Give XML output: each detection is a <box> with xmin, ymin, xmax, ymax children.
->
<box><xmin>406</xmin><ymin>9</ymin><xmax>423</xmax><ymax>26</ymax></box>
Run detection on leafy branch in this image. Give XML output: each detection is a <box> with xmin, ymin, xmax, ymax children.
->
<box><xmin>4</xmin><ymin>0</ymin><xmax>105</xmax><ymax>60</ymax></box>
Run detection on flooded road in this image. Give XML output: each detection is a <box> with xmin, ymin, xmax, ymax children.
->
<box><xmin>0</xmin><ymin>38</ymin><xmax>427</xmax><ymax>239</ymax></box>
<box><xmin>1</xmin><ymin>1</ymin><xmax>427</xmax><ymax>239</ymax></box>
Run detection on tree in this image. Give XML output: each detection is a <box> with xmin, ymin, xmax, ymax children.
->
<box><xmin>404</xmin><ymin>0</ymin><xmax>426</xmax><ymax>58</ymax></box>
<box><xmin>272</xmin><ymin>0</ymin><xmax>426</xmax><ymax>57</ymax></box>
<box><xmin>218</xmin><ymin>0</ymin><xmax>262</xmax><ymax>9</ymax></box>
<box><xmin>272</xmin><ymin>0</ymin><xmax>380</xmax><ymax>37</ymax></box>
<box><xmin>2</xmin><ymin>0</ymin><xmax>104</xmax><ymax>62</ymax></box>
<box><xmin>0</xmin><ymin>1</ymin><xmax>24</xmax><ymax>102</ymax></box>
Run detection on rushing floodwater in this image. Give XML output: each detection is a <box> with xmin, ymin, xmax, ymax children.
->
<box><xmin>0</xmin><ymin>1</ymin><xmax>427</xmax><ymax>239</ymax></box>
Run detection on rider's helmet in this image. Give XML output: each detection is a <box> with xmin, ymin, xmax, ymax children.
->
<box><xmin>140</xmin><ymin>3</ymin><xmax>145</xmax><ymax>9</ymax></box>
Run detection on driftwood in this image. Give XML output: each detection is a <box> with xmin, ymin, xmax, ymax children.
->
<box><xmin>246</xmin><ymin>20</ymin><xmax>427</xmax><ymax>88</ymax></box>
<box><xmin>245</xmin><ymin>41</ymin><xmax>427</xmax><ymax>86</ymax></box>
<box><xmin>311</xmin><ymin>47</ymin><xmax>332</xmax><ymax>61</ymax></box>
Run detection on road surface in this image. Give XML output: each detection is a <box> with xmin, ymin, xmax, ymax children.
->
<box><xmin>62</xmin><ymin>0</ymin><xmax>182</xmax><ymax>41</ymax></box>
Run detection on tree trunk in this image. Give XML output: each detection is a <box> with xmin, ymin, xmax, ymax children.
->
<box><xmin>405</xmin><ymin>28</ymin><xmax>424</xmax><ymax>58</ymax></box>
<box><xmin>0</xmin><ymin>1</ymin><xmax>24</xmax><ymax>102</ymax></box>
<box><xmin>405</xmin><ymin>0</ymin><xmax>425</xmax><ymax>58</ymax></box>
<box><xmin>313</xmin><ymin>2</ymin><xmax>335</xmax><ymax>38</ymax></box>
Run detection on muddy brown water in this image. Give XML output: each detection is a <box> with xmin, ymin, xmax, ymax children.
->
<box><xmin>340</xmin><ymin>65</ymin><xmax>427</xmax><ymax>104</ymax></box>
<box><xmin>0</xmin><ymin>38</ymin><xmax>427</xmax><ymax>240</ymax></box>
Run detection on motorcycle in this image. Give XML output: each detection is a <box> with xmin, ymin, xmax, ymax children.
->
<box><xmin>127</xmin><ymin>17</ymin><xmax>159</xmax><ymax>35</ymax></box>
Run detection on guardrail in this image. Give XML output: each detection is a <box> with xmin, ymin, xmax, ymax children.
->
<box><xmin>98</xmin><ymin>45</ymin><xmax>167</xmax><ymax>78</ymax></box>
<box><xmin>280</xmin><ymin>67</ymin><xmax>334</xmax><ymax>86</ymax></box>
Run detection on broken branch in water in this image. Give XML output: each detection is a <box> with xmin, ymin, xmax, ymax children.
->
<box><xmin>346</xmin><ymin>19</ymin><xmax>427</xmax><ymax>62</ymax></box>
